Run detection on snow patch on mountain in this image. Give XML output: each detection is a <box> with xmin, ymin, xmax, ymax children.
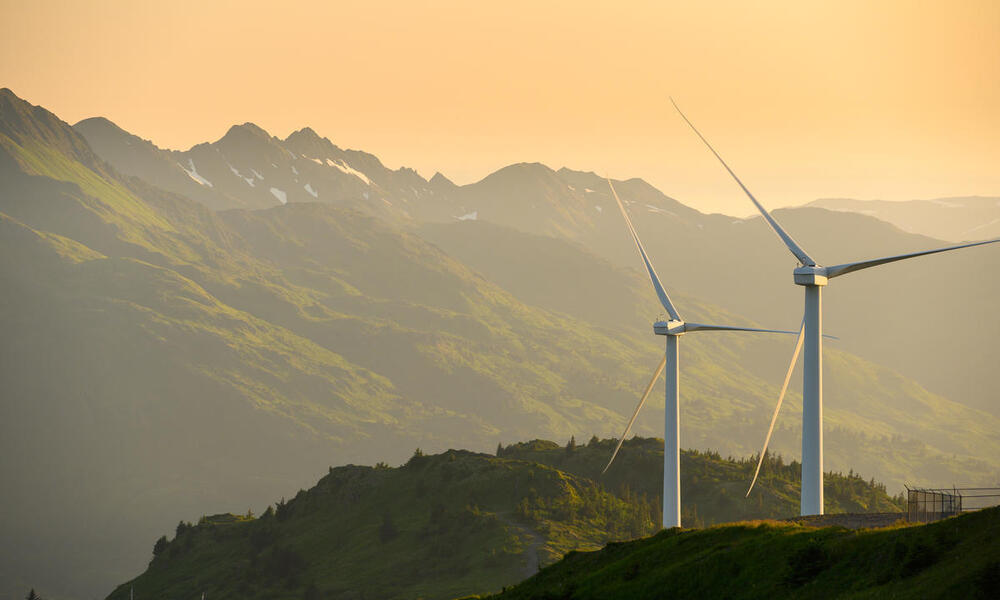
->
<box><xmin>325</xmin><ymin>158</ymin><xmax>371</xmax><ymax>185</ymax></box>
<box><xmin>250</xmin><ymin>169</ymin><xmax>264</xmax><ymax>180</ymax></box>
<box><xmin>646</xmin><ymin>204</ymin><xmax>676</xmax><ymax>217</ymax></box>
<box><xmin>595</xmin><ymin>205</ymin><xmax>603</xmax><ymax>213</ymax></box>
<box><xmin>291</xmin><ymin>165</ymin><xmax>298</xmax><ymax>175</ymax></box>
<box><xmin>270</xmin><ymin>187</ymin><xmax>287</xmax><ymax>204</ymax></box>
<box><xmin>179</xmin><ymin>159</ymin><xmax>213</xmax><ymax>187</ymax></box>
<box><xmin>227</xmin><ymin>163</ymin><xmax>255</xmax><ymax>186</ymax></box>
<box><xmin>456</xmin><ymin>211</ymin><xmax>478</xmax><ymax>221</ymax></box>
<box><xmin>304</xmin><ymin>183</ymin><xmax>318</xmax><ymax>198</ymax></box>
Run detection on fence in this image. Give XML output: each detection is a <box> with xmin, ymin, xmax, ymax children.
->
<box><xmin>905</xmin><ymin>486</ymin><xmax>1000</xmax><ymax>523</ymax></box>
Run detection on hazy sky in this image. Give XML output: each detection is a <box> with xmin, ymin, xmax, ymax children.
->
<box><xmin>2</xmin><ymin>0</ymin><xmax>997</xmax><ymax>215</ymax></box>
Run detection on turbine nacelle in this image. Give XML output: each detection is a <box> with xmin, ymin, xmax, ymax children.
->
<box><xmin>653</xmin><ymin>320</ymin><xmax>686</xmax><ymax>336</ymax></box>
<box><xmin>793</xmin><ymin>266</ymin><xmax>828</xmax><ymax>286</ymax></box>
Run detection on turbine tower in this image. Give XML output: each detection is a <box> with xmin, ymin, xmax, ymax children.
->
<box><xmin>672</xmin><ymin>99</ymin><xmax>1000</xmax><ymax>516</ymax></box>
<box><xmin>603</xmin><ymin>179</ymin><xmax>798</xmax><ymax>528</ymax></box>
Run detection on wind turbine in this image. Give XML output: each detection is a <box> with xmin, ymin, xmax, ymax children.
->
<box><xmin>602</xmin><ymin>178</ymin><xmax>800</xmax><ymax>528</ymax></box>
<box><xmin>671</xmin><ymin>99</ymin><xmax>1000</xmax><ymax>516</ymax></box>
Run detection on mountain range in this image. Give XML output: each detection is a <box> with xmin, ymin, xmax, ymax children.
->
<box><xmin>1</xmin><ymin>87</ymin><xmax>998</xmax><ymax>599</ymax></box>
<box><xmin>75</xmin><ymin>117</ymin><xmax>1000</xmax><ymax>417</ymax></box>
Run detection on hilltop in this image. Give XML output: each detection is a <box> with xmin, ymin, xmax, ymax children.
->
<box><xmin>104</xmin><ymin>442</ymin><xmax>902</xmax><ymax>600</ymax></box>
<box><xmin>482</xmin><ymin>506</ymin><xmax>1000</xmax><ymax>600</ymax></box>
<box><xmin>499</xmin><ymin>438</ymin><xmax>902</xmax><ymax>527</ymax></box>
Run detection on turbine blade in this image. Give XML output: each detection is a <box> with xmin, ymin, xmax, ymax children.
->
<box><xmin>603</xmin><ymin>355</ymin><xmax>668</xmax><ymax>474</ymax></box>
<box><xmin>825</xmin><ymin>237</ymin><xmax>1000</xmax><ymax>279</ymax></box>
<box><xmin>684</xmin><ymin>322</ymin><xmax>838</xmax><ymax>340</ymax></box>
<box><xmin>746</xmin><ymin>319</ymin><xmax>806</xmax><ymax>497</ymax></box>
<box><xmin>683</xmin><ymin>322</ymin><xmax>798</xmax><ymax>335</ymax></box>
<box><xmin>608</xmin><ymin>178</ymin><xmax>682</xmax><ymax>321</ymax></box>
<box><xmin>670</xmin><ymin>98</ymin><xmax>816</xmax><ymax>267</ymax></box>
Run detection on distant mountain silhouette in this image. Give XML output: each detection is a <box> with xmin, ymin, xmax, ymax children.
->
<box><xmin>809</xmin><ymin>196</ymin><xmax>1000</xmax><ymax>242</ymax></box>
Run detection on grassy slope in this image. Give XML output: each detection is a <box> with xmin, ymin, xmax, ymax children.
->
<box><xmin>500</xmin><ymin>438</ymin><xmax>902</xmax><ymax>527</ymax></box>
<box><xmin>481</xmin><ymin>506</ymin><xmax>1000</xmax><ymax>600</ymax></box>
<box><xmin>104</xmin><ymin>443</ymin><xmax>903</xmax><ymax>600</ymax></box>
<box><xmin>104</xmin><ymin>450</ymin><xmax>657</xmax><ymax>600</ymax></box>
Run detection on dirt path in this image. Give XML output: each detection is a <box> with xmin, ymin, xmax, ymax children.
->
<box><xmin>497</xmin><ymin>513</ymin><xmax>545</xmax><ymax>579</ymax></box>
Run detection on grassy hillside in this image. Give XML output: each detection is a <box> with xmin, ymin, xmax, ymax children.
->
<box><xmin>104</xmin><ymin>443</ymin><xmax>901</xmax><ymax>600</ymax></box>
<box><xmin>480</xmin><ymin>506</ymin><xmax>1000</xmax><ymax>600</ymax></box>
<box><xmin>104</xmin><ymin>449</ymin><xmax>657</xmax><ymax>600</ymax></box>
<box><xmin>500</xmin><ymin>438</ymin><xmax>903</xmax><ymax>527</ymax></box>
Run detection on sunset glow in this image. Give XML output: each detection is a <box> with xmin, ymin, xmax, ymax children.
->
<box><xmin>2</xmin><ymin>0</ymin><xmax>997</xmax><ymax>214</ymax></box>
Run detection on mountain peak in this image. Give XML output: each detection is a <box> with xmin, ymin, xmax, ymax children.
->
<box><xmin>287</xmin><ymin>126</ymin><xmax>321</xmax><ymax>141</ymax></box>
<box><xmin>0</xmin><ymin>88</ymin><xmax>99</xmax><ymax>166</ymax></box>
<box><xmin>74</xmin><ymin>116</ymin><xmax>125</xmax><ymax>134</ymax></box>
<box><xmin>481</xmin><ymin>162</ymin><xmax>557</xmax><ymax>183</ymax></box>
<box><xmin>429</xmin><ymin>171</ymin><xmax>457</xmax><ymax>189</ymax></box>
<box><xmin>220</xmin><ymin>122</ymin><xmax>271</xmax><ymax>143</ymax></box>
<box><xmin>284</xmin><ymin>126</ymin><xmax>340</xmax><ymax>156</ymax></box>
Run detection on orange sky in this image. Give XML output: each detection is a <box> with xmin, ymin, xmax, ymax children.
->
<box><xmin>1</xmin><ymin>0</ymin><xmax>998</xmax><ymax>215</ymax></box>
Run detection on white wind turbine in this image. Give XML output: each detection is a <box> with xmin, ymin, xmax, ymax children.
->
<box><xmin>602</xmin><ymin>178</ymin><xmax>800</xmax><ymax>528</ymax></box>
<box><xmin>671</xmin><ymin>99</ymin><xmax>1000</xmax><ymax>516</ymax></box>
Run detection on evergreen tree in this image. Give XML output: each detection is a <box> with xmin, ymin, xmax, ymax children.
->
<box><xmin>153</xmin><ymin>535</ymin><xmax>169</xmax><ymax>556</ymax></box>
<box><xmin>26</xmin><ymin>589</ymin><xmax>41</xmax><ymax>600</ymax></box>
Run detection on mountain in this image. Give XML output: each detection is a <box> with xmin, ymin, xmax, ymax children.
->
<box><xmin>101</xmin><ymin>443</ymin><xmax>901</xmax><ymax>600</ymax></box>
<box><xmin>3</xmin><ymin>87</ymin><xmax>998</xmax><ymax>598</ymax></box>
<box><xmin>0</xmin><ymin>89</ymin><xmax>646</xmax><ymax>599</ymax></box>
<box><xmin>79</xmin><ymin>110</ymin><xmax>1000</xmax><ymax>416</ymax></box>
<box><xmin>808</xmin><ymin>196</ymin><xmax>1000</xmax><ymax>242</ymax></box>
<box><xmin>426</xmin><ymin>164</ymin><xmax>1000</xmax><ymax>416</ymax></box>
<box><xmin>74</xmin><ymin>116</ymin><xmax>442</xmax><ymax>220</ymax></box>
<box><xmin>486</xmin><ymin>506</ymin><xmax>1000</xmax><ymax>600</ymax></box>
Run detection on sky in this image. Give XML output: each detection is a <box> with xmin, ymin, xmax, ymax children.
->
<box><xmin>1</xmin><ymin>0</ymin><xmax>998</xmax><ymax>216</ymax></box>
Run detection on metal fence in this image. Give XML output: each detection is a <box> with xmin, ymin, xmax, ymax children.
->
<box><xmin>905</xmin><ymin>486</ymin><xmax>1000</xmax><ymax>522</ymax></box>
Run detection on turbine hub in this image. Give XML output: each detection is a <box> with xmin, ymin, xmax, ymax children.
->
<box><xmin>793</xmin><ymin>266</ymin><xmax>828</xmax><ymax>287</ymax></box>
<box><xmin>654</xmin><ymin>320</ymin><xmax>686</xmax><ymax>336</ymax></box>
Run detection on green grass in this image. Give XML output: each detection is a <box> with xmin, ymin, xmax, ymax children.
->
<box><xmin>104</xmin><ymin>443</ymin><xmax>907</xmax><ymax>600</ymax></box>
<box><xmin>483</xmin><ymin>507</ymin><xmax>1000</xmax><ymax>600</ymax></box>
<box><xmin>500</xmin><ymin>438</ymin><xmax>903</xmax><ymax>527</ymax></box>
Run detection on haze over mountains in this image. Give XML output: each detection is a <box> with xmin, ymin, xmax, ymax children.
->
<box><xmin>1</xmin><ymin>87</ymin><xmax>998</xmax><ymax>599</ymax></box>
<box><xmin>73</xmin><ymin>108</ymin><xmax>1000</xmax><ymax>416</ymax></box>
<box><xmin>808</xmin><ymin>196</ymin><xmax>1000</xmax><ymax>242</ymax></box>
